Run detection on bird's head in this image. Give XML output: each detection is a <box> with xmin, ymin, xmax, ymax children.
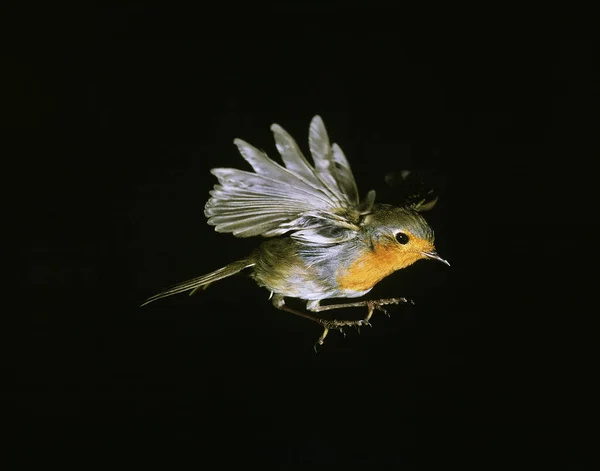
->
<box><xmin>361</xmin><ymin>204</ymin><xmax>449</xmax><ymax>271</ymax></box>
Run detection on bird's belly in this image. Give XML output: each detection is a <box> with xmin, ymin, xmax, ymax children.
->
<box><xmin>337</xmin><ymin>287</ymin><xmax>373</xmax><ymax>299</ymax></box>
<box><xmin>254</xmin><ymin>267</ymin><xmax>373</xmax><ymax>301</ymax></box>
<box><xmin>252</xmin><ymin>269</ymin><xmax>337</xmax><ymax>300</ymax></box>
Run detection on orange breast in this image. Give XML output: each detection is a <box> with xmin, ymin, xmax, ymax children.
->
<box><xmin>336</xmin><ymin>243</ymin><xmax>423</xmax><ymax>292</ymax></box>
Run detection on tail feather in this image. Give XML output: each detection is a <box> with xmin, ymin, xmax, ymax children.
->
<box><xmin>140</xmin><ymin>259</ymin><xmax>254</xmax><ymax>307</ymax></box>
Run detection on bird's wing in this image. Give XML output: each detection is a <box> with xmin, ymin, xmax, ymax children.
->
<box><xmin>384</xmin><ymin>170</ymin><xmax>440</xmax><ymax>212</ymax></box>
<box><xmin>205</xmin><ymin>115</ymin><xmax>375</xmax><ymax>244</ymax></box>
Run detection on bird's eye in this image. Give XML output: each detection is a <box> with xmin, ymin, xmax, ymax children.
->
<box><xmin>395</xmin><ymin>232</ymin><xmax>409</xmax><ymax>244</ymax></box>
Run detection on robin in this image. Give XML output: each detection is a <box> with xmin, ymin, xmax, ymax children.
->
<box><xmin>142</xmin><ymin>116</ymin><xmax>449</xmax><ymax>347</ymax></box>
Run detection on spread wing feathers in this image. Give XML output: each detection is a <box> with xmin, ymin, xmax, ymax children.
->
<box><xmin>308</xmin><ymin>116</ymin><xmax>359</xmax><ymax>206</ymax></box>
<box><xmin>205</xmin><ymin>116</ymin><xmax>372</xmax><ymax>242</ymax></box>
<box><xmin>384</xmin><ymin>170</ymin><xmax>440</xmax><ymax>212</ymax></box>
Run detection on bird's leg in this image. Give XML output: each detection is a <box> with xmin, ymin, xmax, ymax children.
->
<box><xmin>271</xmin><ymin>294</ymin><xmax>368</xmax><ymax>349</ymax></box>
<box><xmin>307</xmin><ymin>298</ymin><xmax>413</xmax><ymax>324</ymax></box>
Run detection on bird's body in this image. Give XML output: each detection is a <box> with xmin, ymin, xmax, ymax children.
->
<box><xmin>251</xmin><ymin>235</ymin><xmax>373</xmax><ymax>301</ymax></box>
<box><xmin>142</xmin><ymin>116</ymin><xmax>449</xmax><ymax>346</ymax></box>
<box><xmin>250</xmin><ymin>204</ymin><xmax>438</xmax><ymax>300</ymax></box>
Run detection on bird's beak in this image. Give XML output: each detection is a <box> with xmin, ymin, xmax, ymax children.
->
<box><xmin>421</xmin><ymin>251</ymin><xmax>450</xmax><ymax>266</ymax></box>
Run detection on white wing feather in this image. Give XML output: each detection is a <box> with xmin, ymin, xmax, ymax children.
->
<box><xmin>204</xmin><ymin>115</ymin><xmax>374</xmax><ymax>242</ymax></box>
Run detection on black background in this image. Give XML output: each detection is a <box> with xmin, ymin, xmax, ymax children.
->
<box><xmin>7</xmin><ymin>4</ymin><xmax>598</xmax><ymax>468</ymax></box>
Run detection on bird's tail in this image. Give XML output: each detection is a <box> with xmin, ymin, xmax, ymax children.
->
<box><xmin>140</xmin><ymin>259</ymin><xmax>255</xmax><ymax>307</ymax></box>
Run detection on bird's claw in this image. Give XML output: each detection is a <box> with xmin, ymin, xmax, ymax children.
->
<box><xmin>372</xmin><ymin>297</ymin><xmax>412</xmax><ymax>317</ymax></box>
<box><xmin>311</xmin><ymin>298</ymin><xmax>412</xmax><ymax>349</ymax></box>
<box><xmin>313</xmin><ymin>326</ymin><xmax>329</xmax><ymax>353</ymax></box>
<box><xmin>314</xmin><ymin>336</ymin><xmax>325</xmax><ymax>353</ymax></box>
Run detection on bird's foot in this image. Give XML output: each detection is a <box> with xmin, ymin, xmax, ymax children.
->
<box><xmin>368</xmin><ymin>297</ymin><xmax>411</xmax><ymax>318</ymax></box>
<box><xmin>313</xmin><ymin>318</ymin><xmax>370</xmax><ymax>351</ymax></box>
<box><xmin>312</xmin><ymin>298</ymin><xmax>412</xmax><ymax>351</ymax></box>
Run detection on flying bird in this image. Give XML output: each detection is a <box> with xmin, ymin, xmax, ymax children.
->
<box><xmin>142</xmin><ymin>116</ymin><xmax>449</xmax><ymax>347</ymax></box>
